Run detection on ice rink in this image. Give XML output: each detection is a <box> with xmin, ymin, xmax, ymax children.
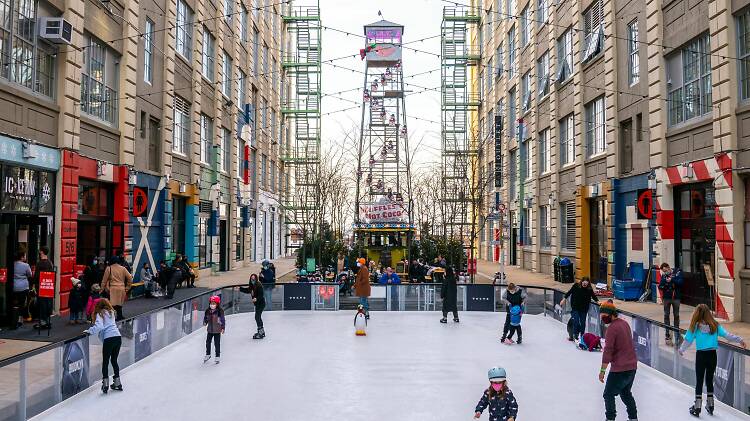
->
<box><xmin>34</xmin><ymin>312</ymin><xmax>749</xmax><ymax>421</ymax></box>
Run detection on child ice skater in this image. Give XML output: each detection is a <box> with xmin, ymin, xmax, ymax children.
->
<box><xmin>474</xmin><ymin>366</ymin><xmax>518</xmax><ymax>420</ymax></box>
<box><xmin>84</xmin><ymin>298</ymin><xmax>123</xmax><ymax>393</ymax></box>
<box><xmin>578</xmin><ymin>332</ymin><xmax>603</xmax><ymax>352</ymax></box>
<box><xmin>203</xmin><ymin>295</ymin><xmax>225</xmax><ymax>364</ymax></box>
<box><xmin>679</xmin><ymin>304</ymin><xmax>745</xmax><ymax>416</ymax></box>
<box><xmin>503</xmin><ymin>305</ymin><xmax>523</xmax><ymax>344</ymax></box>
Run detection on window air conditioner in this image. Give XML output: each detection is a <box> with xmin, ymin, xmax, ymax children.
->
<box><xmin>39</xmin><ymin>17</ymin><xmax>73</xmax><ymax>45</ymax></box>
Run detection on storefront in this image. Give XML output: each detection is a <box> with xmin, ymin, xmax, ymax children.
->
<box><xmin>130</xmin><ymin>173</ymin><xmax>168</xmax><ymax>282</ymax></box>
<box><xmin>167</xmin><ymin>180</ymin><xmax>199</xmax><ymax>266</ymax></box>
<box><xmin>589</xmin><ymin>197</ymin><xmax>608</xmax><ymax>284</ymax></box>
<box><xmin>612</xmin><ymin>174</ymin><xmax>655</xmax><ymax>289</ymax></box>
<box><xmin>0</xmin><ymin>136</ymin><xmax>59</xmax><ymax>326</ymax></box>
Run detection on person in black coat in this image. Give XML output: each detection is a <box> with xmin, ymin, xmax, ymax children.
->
<box><xmin>440</xmin><ymin>266</ymin><xmax>459</xmax><ymax>323</ymax></box>
<box><xmin>559</xmin><ymin>277</ymin><xmax>599</xmax><ymax>341</ymax></box>
<box><xmin>259</xmin><ymin>262</ymin><xmax>275</xmax><ymax>307</ymax></box>
<box><xmin>240</xmin><ymin>274</ymin><xmax>266</xmax><ymax>339</ymax></box>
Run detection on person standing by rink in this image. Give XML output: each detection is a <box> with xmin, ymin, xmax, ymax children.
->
<box><xmin>598</xmin><ymin>300</ymin><xmax>638</xmax><ymax>421</ymax></box>
<box><xmin>559</xmin><ymin>276</ymin><xmax>598</xmax><ymax>342</ymax></box>
<box><xmin>678</xmin><ymin>304</ymin><xmax>746</xmax><ymax>417</ymax></box>
<box><xmin>203</xmin><ymin>296</ymin><xmax>225</xmax><ymax>364</ymax></box>
<box><xmin>354</xmin><ymin>258</ymin><xmax>371</xmax><ymax>319</ymax></box>
<box><xmin>440</xmin><ymin>266</ymin><xmax>459</xmax><ymax>323</ymax></box>
<box><xmin>240</xmin><ymin>274</ymin><xmax>266</xmax><ymax>339</ymax></box>
<box><xmin>84</xmin><ymin>298</ymin><xmax>123</xmax><ymax>394</ymax></box>
<box><xmin>500</xmin><ymin>283</ymin><xmax>526</xmax><ymax>344</ymax></box>
<box><xmin>658</xmin><ymin>262</ymin><xmax>682</xmax><ymax>345</ymax></box>
<box><xmin>473</xmin><ymin>366</ymin><xmax>518</xmax><ymax>420</ymax></box>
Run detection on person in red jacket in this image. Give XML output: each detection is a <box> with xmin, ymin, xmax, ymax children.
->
<box><xmin>598</xmin><ymin>300</ymin><xmax>638</xmax><ymax>421</ymax></box>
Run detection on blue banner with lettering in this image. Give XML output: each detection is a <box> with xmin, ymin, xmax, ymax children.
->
<box><xmin>61</xmin><ymin>336</ymin><xmax>89</xmax><ymax>400</ymax></box>
<box><xmin>466</xmin><ymin>285</ymin><xmax>494</xmax><ymax>311</ymax></box>
<box><xmin>632</xmin><ymin>317</ymin><xmax>651</xmax><ymax>366</ymax></box>
<box><xmin>713</xmin><ymin>345</ymin><xmax>735</xmax><ymax>406</ymax></box>
<box><xmin>283</xmin><ymin>284</ymin><xmax>311</xmax><ymax>310</ymax></box>
<box><xmin>134</xmin><ymin>314</ymin><xmax>152</xmax><ymax>362</ymax></box>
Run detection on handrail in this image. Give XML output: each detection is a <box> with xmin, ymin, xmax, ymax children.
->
<box><xmin>2</xmin><ymin>283</ymin><xmax>748</xmax><ymax>368</ymax></box>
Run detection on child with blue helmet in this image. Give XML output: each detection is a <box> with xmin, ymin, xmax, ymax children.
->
<box><xmin>503</xmin><ymin>305</ymin><xmax>523</xmax><ymax>345</ymax></box>
<box><xmin>474</xmin><ymin>366</ymin><xmax>518</xmax><ymax>420</ymax></box>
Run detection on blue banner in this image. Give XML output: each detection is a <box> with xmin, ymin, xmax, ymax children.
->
<box><xmin>714</xmin><ymin>345</ymin><xmax>735</xmax><ymax>406</ymax></box>
<box><xmin>181</xmin><ymin>301</ymin><xmax>193</xmax><ymax>335</ymax></box>
<box><xmin>61</xmin><ymin>336</ymin><xmax>89</xmax><ymax>400</ymax></box>
<box><xmin>632</xmin><ymin>317</ymin><xmax>651</xmax><ymax>366</ymax></box>
<box><xmin>587</xmin><ymin>303</ymin><xmax>601</xmax><ymax>336</ymax></box>
<box><xmin>134</xmin><ymin>314</ymin><xmax>152</xmax><ymax>362</ymax></box>
<box><xmin>283</xmin><ymin>284</ymin><xmax>311</xmax><ymax>310</ymax></box>
<box><xmin>466</xmin><ymin>285</ymin><xmax>494</xmax><ymax>311</ymax></box>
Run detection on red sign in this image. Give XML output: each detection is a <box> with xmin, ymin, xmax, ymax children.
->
<box><xmin>75</xmin><ymin>264</ymin><xmax>86</xmax><ymax>279</ymax></box>
<box><xmin>132</xmin><ymin>186</ymin><xmax>148</xmax><ymax>217</ymax></box>
<box><xmin>38</xmin><ymin>271</ymin><xmax>55</xmax><ymax>298</ymax></box>
<box><xmin>636</xmin><ymin>189</ymin><xmax>653</xmax><ymax>220</ymax></box>
<box><xmin>0</xmin><ymin>268</ymin><xmax>6</xmax><ymax>283</ymax></box>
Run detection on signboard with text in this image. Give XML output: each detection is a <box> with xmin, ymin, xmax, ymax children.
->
<box><xmin>359</xmin><ymin>198</ymin><xmax>407</xmax><ymax>223</ymax></box>
<box><xmin>38</xmin><ymin>271</ymin><xmax>55</xmax><ymax>298</ymax></box>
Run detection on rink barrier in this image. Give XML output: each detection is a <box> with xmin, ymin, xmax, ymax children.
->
<box><xmin>1</xmin><ymin>283</ymin><xmax>749</xmax><ymax>419</ymax></box>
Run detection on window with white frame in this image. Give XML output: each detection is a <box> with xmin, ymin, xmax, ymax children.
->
<box><xmin>537</xmin><ymin>51</ymin><xmax>550</xmax><ymax>97</ymax></box>
<box><xmin>176</xmin><ymin>0</ymin><xmax>193</xmax><ymax>59</ymax></box>
<box><xmin>739</xmin><ymin>10</ymin><xmax>750</xmax><ymax>100</ymax></box>
<box><xmin>253</xmin><ymin>29</ymin><xmax>259</xmax><ymax>77</ymax></box>
<box><xmin>559</xmin><ymin>113</ymin><xmax>574</xmax><ymax>165</ymax></box>
<box><xmin>508</xmin><ymin>87</ymin><xmax>517</xmax><ymax>138</ymax></box>
<box><xmin>81</xmin><ymin>34</ymin><xmax>119</xmax><ymax>125</ymax></box>
<box><xmin>261</xmin><ymin>98</ymin><xmax>267</xmax><ymax>132</ymax></box>
<box><xmin>486</xmin><ymin>56</ymin><xmax>493</xmax><ymax>95</ymax></box>
<box><xmin>509</xmin><ymin>149</ymin><xmax>517</xmax><ymax>199</ymax></box>
<box><xmin>238</xmin><ymin>70</ymin><xmax>246</xmax><ymax>109</ymax></box>
<box><xmin>271</xmin><ymin>109</ymin><xmax>277</xmax><ymax>143</ymax></box>
<box><xmin>173</xmin><ymin>96</ymin><xmax>190</xmax><ymax>155</ymax></box>
<box><xmin>507</xmin><ymin>0</ymin><xmax>516</xmax><ymax>17</ymax></box>
<box><xmin>222</xmin><ymin>51</ymin><xmax>232</xmax><ymax>97</ymax></box>
<box><xmin>628</xmin><ymin>20</ymin><xmax>639</xmax><ymax>85</ymax></box>
<box><xmin>496</xmin><ymin>44</ymin><xmax>504</xmax><ymax>77</ymax></box>
<box><xmin>200</xmin><ymin>114</ymin><xmax>213</xmax><ymax>164</ymax></box>
<box><xmin>270</xmin><ymin>160</ymin><xmax>276</xmax><ymax>192</ymax></box>
<box><xmin>144</xmin><ymin>19</ymin><xmax>154</xmax><ymax>84</ymax></box>
<box><xmin>539</xmin><ymin>128</ymin><xmax>550</xmax><ymax>173</ymax></box>
<box><xmin>582</xmin><ymin>0</ymin><xmax>604</xmax><ymax>62</ymax></box>
<box><xmin>667</xmin><ymin>33</ymin><xmax>712</xmax><ymax>126</ymax></box>
<box><xmin>537</xmin><ymin>0</ymin><xmax>548</xmax><ymax>25</ymax></box>
<box><xmin>202</xmin><ymin>27</ymin><xmax>215</xmax><ymax>81</ymax></box>
<box><xmin>521</xmin><ymin>71</ymin><xmax>532</xmax><ymax>111</ymax></box>
<box><xmin>224</xmin><ymin>0</ymin><xmax>232</xmax><ymax>22</ymax></box>
<box><xmin>540</xmin><ymin>205</ymin><xmax>551</xmax><ymax>247</ymax></box>
<box><xmin>272</xmin><ymin>58</ymin><xmax>278</xmax><ymax>91</ymax></box>
<box><xmin>522</xmin><ymin>208</ymin><xmax>531</xmax><ymax>245</ymax></box>
<box><xmin>521</xmin><ymin>138</ymin><xmax>531</xmax><ymax>180</ymax></box>
<box><xmin>521</xmin><ymin>6</ymin><xmax>531</xmax><ymax>47</ymax></box>
<box><xmin>252</xmin><ymin>0</ymin><xmax>258</xmax><ymax>18</ymax></box>
<box><xmin>508</xmin><ymin>25</ymin><xmax>516</xmax><ymax>78</ymax></box>
<box><xmin>585</xmin><ymin>96</ymin><xmax>605</xmax><ymax>157</ymax></box>
<box><xmin>220</xmin><ymin>128</ymin><xmax>229</xmax><ymax>172</ymax></box>
<box><xmin>262</xmin><ymin>43</ymin><xmax>268</xmax><ymax>77</ymax></box>
<box><xmin>561</xmin><ymin>201</ymin><xmax>576</xmax><ymax>250</ymax></box>
<box><xmin>240</xmin><ymin>5</ymin><xmax>249</xmax><ymax>42</ymax></box>
<box><xmin>484</xmin><ymin>10</ymin><xmax>492</xmax><ymax>45</ymax></box>
<box><xmin>557</xmin><ymin>28</ymin><xmax>573</xmax><ymax>82</ymax></box>
<box><xmin>261</xmin><ymin>154</ymin><xmax>267</xmax><ymax>188</ymax></box>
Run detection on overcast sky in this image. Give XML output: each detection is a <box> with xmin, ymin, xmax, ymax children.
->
<box><xmin>319</xmin><ymin>0</ymin><xmax>444</xmax><ymax>171</ymax></box>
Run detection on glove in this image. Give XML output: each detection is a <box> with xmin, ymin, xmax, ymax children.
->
<box><xmin>83</xmin><ymin>329</ymin><xmax>91</xmax><ymax>335</ymax></box>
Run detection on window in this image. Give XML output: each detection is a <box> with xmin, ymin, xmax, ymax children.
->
<box><xmin>173</xmin><ymin>96</ymin><xmax>190</xmax><ymax>155</ymax></box>
<box><xmin>262</xmin><ymin>43</ymin><xmax>269</xmax><ymax>77</ymax></box>
<box><xmin>0</xmin><ymin>0</ymin><xmax>56</xmax><ymax>97</ymax></box>
<box><xmin>176</xmin><ymin>0</ymin><xmax>193</xmax><ymax>59</ymax></box>
<box><xmin>537</xmin><ymin>51</ymin><xmax>550</xmax><ymax>97</ymax></box>
<box><xmin>223</xmin><ymin>0</ymin><xmax>232</xmax><ymax>23</ymax></box>
<box><xmin>521</xmin><ymin>208</ymin><xmax>531</xmax><ymax>246</ymax></box>
<box><xmin>539</xmin><ymin>128</ymin><xmax>550</xmax><ymax>173</ymax></box>
<box><xmin>220</xmin><ymin>127</ymin><xmax>230</xmax><ymax>172</ymax></box>
<box><xmin>540</xmin><ymin>205</ymin><xmax>551</xmax><ymax>247</ymax></box>
<box><xmin>667</xmin><ymin>33</ymin><xmax>712</xmax><ymax>126</ymax></box>
<box><xmin>270</xmin><ymin>109</ymin><xmax>277</xmax><ymax>143</ymax></box>
<box><xmin>507</xmin><ymin>0</ymin><xmax>516</xmax><ymax>17</ymax></box>
<box><xmin>200</xmin><ymin>114</ymin><xmax>213</xmax><ymax>164</ymax></box>
<box><xmin>620</xmin><ymin>119</ymin><xmax>633</xmax><ymax>173</ymax></box>
<box><xmin>537</xmin><ymin>0</ymin><xmax>548</xmax><ymax>25</ymax></box>
<box><xmin>202</xmin><ymin>27</ymin><xmax>215</xmax><ymax>81</ymax></box>
<box><xmin>238</xmin><ymin>70</ymin><xmax>246</xmax><ymax>108</ymax></box>
<box><xmin>585</xmin><ymin>96</ymin><xmax>605</xmax><ymax>157</ymax></box>
<box><xmin>509</xmin><ymin>149</ymin><xmax>517</xmax><ymax>199</ymax></box>
<box><xmin>241</xmin><ymin>5</ymin><xmax>248</xmax><ymax>42</ymax></box>
<box><xmin>628</xmin><ymin>20</ymin><xmax>639</xmax><ymax>85</ymax></box>
<box><xmin>270</xmin><ymin>160</ymin><xmax>276</xmax><ymax>192</ymax></box>
<box><xmin>559</xmin><ymin>113</ymin><xmax>574</xmax><ymax>165</ymax></box>
<box><xmin>521</xmin><ymin>138</ymin><xmax>530</xmax><ymax>180</ymax></box>
<box><xmin>222</xmin><ymin>51</ymin><xmax>232</xmax><ymax>97</ymax></box>
<box><xmin>744</xmin><ymin>178</ymin><xmax>750</xmax><ymax>267</ymax></box>
<box><xmin>272</xmin><ymin>58</ymin><xmax>278</xmax><ymax>91</ymax></box>
<box><xmin>561</xmin><ymin>201</ymin><xmax>576</xmax><ymax>250</ymax></box>
<box><xmin>261</xmin><ymin>154</ymin><xmax>267</xmax><ymax>188</ymax></box>
<box><xmin>253</xmin><ymin>29</ymin><xmax>259</xmax><ymax>77</ymax></box>
<box><xmin>261</xmin><ymin>98</ymin><xmax>267</xmax><ymax>132</ymax></box>
<box><xmin>557</xmin><ymin>28</ymin><xmax>573</xmax><ymax>82</ymax></box>
<box><xmin>582</xmin><ymin>0</ymin><xmax>604</xmax><ymax>62</ymax></box>
<box><xmin>484</xmin><ymin>11</ymin><xmax>492</xmax><ymax>45</ymax></box>
<box><xmin>508</xmin><ymin>25</ymin><xmax>516</xmax><ymax>78</ymax></box>
<box><xmin>144</xmin><ymin>19</ymin><xmax>154</xmax><ymax>84</ymax></box>
<box><xmin>508</xmin><ymin>88</ymin><xmax>517</xmax><ymax>138</ymax></box>
<box><xmin>496</xmin><ymin>44</ymin><xmax>504</xmax><ymax>78</ymax></box>
<box><xmin>521</xmin><ymin>71</ymin><xmax>532</xmax><ymax>111</ymax></box>
<box><xmin>198</xmin><ymin>216</ymin><xmax>209</xmax><ymax>268</ymax></box>
<box><xmin>236</xmin><ymin>216</ymin><xmax>244</xmax><ymax>261</ymax></box>
<box><xmin>236</xmin><ymin>137</ymin><xmax>242</xmax><ymax>177</ymax></box>
<box><xmin>521</xmin><ymin>6</ymin><xmax>531</xmax><ymax>47</ymax></box>
<box><xmin>486</xmin><ymin>56</ymin><xmax>493</xmax><ymax>95</ymax></box>
<box><xmin>81</xmin><ymin>35</ymin><xmax>119</xmax><ymax>124</ymax></box>
<box><xmin>252</xmin><ymin>0</ymin><xmax>258</xmax><ymax>18</ymax></box>
<box><xmin>739</xmin><ymin>10</ymin><xmax>750</xmax><ymax>100</ymax></box>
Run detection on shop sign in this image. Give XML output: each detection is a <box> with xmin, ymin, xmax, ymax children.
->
<box><xmin>636</xmin><ymin>189</ymin><xmax>653</xmax><ymax>219</ymax></box>
<box><xmin>359</xmin><ymin>197</ymin><xmax>406</xmax><ymax>223</ymax></box>
<box><xmin>38</xmin><ymin>271</ymin><xmax>55</xmax><ymax>298</ymax></box>
<box><xmin>132</xmin><ymin>187</ymin><xmax>148</xmax><ymax>217</ymax></box>
<box><xmin>0</xmin><ymin>166</ymin><xmax>55</xmax><ymax>213</ymax></box>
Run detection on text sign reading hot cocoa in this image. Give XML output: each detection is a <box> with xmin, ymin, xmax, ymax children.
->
<box><xmin>359</xmin><ymin>199</ymin><xmax>406</xmax><ymax>223</ymax></box>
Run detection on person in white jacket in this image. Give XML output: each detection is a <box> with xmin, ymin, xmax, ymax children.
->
<box><xmin>84</xmin><ymin>298</ymin><xmax>123</xmax><ymax>394</ymax></box>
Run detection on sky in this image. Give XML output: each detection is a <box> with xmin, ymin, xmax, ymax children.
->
<box><xmin>318</xmin><ymin>0</ymin><xmax>445</xmax><ymax>171</ymax></box>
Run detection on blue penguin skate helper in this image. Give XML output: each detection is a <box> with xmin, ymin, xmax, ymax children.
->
<box><xmin>354</xmin><ymin>304</ymin><xmax>367</xmax><ymax>336</ymax></box>
<box><xmin>474</xmin><ymin>367</ymin><xmax>518</xmax><ymax>420</ymax></box>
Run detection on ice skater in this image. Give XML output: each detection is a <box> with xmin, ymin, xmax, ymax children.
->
<box><xmin>678</xmin><ymin>304</ymin><xmax>745</xmax><ymax>417</ymax></box>
<box><xmin>240</xmin><ymin>274</ymin><xmax>266</xmax><ymax>339</ymax></box>
<box><xmin>598</xmin><ymin>301</ymin><xmax>638</xmax><ymax>421</ymax></box>
<box><xmin>473</xmin><ymin>366</ymin><xmax>518</xmax><ymax>420</ymax></box>
<box><xmin>203</xmin><ymin>296</ymin><xmax>225</xmax><ymax>363</ymax></box>
<box><xmin>503</xmin><ymin>305</ymin><xmax>523</xmax><ymax>344</ymax></box>
<box><xmin>559</xmin><ymin>276</ymin><xmax>598</xmax><ymax>341</ymax></box>
<box><xmin>500</xmin><ymin>283</ymin><xmax>526</xmax><ymax>344</ymax></box>
<box><xmin>83</xmin><ymin>298</ymin><xmax>123</xmax><ymax>394</ymax></box>
<box><xmin>440</xmin><ymin>266</ymin><xmax>459</xmax><ymax>323</ymax></box>
<box><xmin>354</xmin><ymin>258</ymin><xmax>371</xmax><ymax>319</ymax></box>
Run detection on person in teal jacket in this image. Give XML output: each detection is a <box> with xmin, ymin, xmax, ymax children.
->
<box><xmin>678</xmin><ymin>304</ymin><xmax>746</xmax><ymax>417</ymax></box>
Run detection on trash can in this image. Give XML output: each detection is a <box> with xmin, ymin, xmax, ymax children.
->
<box><xmin>560</xmin><ymin>257</ymin><xmax>574</xmax><ymax>283</ymax></box>
<box><xmin>553</xmin><ymin>257</ymin><xmax>561</xmax><ymax>283</ymax></box>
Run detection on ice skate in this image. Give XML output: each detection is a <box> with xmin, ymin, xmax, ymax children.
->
<box><xmin>453</xmin><ymin>318</ymin><xmax>460</xmax><ymax>323</ymax></box>
<box><xmin>516</xmin><ymin>336</ymin><xmax>522</xmax><ymax>344</ymax></box>
<box><xmin>253</xmin><ymin>328</ymin><xmax>266</xmax><ymax>339</ymax></box>
<box><xmin>203</xmin><ymin>355</ymin><xmax>211</xmax><ymax>363</ymax></box>
<box><xmin>706</xmin><ymin>395</ymin><xmax>714</xmax><ymax>415</ymax></box>
<box><xmin>111</xmin><ymin>376</ymin><xmax>123</xmax><ymax>391</ymax></box>
<box><xmin>215</xmin><ymin>357</ymin><xmax>220</xmax><ymax>364</ymax></box>
<box><xmin>689</xmin><ymin>406</ymin><xmax>701</xmax><ymax>417</ymax></box>
<box><xmin>101</xmin><ymin>378</ymin><xmax>109</xmax><ymax>394</ymax></box>
<box><xmin>666</xmin><ymin>336</ymin><xmax>674</xmax><ymax>346</ymax></box>
<box><xmin>502</xmin><ymin>338</ymin><xmax>514</xmax><ymax>345</ymax></box>
<box><xmin>439</xmin><ymin>317</ymin><xmax>447</xmax><ymax>323</ymax></box>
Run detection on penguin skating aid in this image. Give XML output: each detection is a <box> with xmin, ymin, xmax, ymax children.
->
<box><xmin>354</xmin><ymin>305</ymin><xmax>367</xmax><ymax>336</ymax></box>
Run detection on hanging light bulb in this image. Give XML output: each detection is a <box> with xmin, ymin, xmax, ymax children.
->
<box><xmin>376</xmin><ymin>180</ymin><xmax>384</xmax><ymax>190</ymax></box>
<box><xmin>380</xmin><ymin>74</ymin><xmax>386</xmax><ymax>84</ymax></box>
<box><xmin>368</xmin><ymin>155</ymin><xmax>375</xmax><ymax>165</ymax></box>
<box><xmin>388</xmin><ymin>114</ymin><xmax>396</xmax><ymax>126</ymax></box>
<box><xmin>366</xmin><ymin>174</ymin><xmax>372</xmax><ymax>184</ymax></box>
<box><xmin>380</xmin><ymin>110</ymin><xmax>387</xmax><ymax>120</ymax></box>
<box><xmin>356</xmin><ymin>169</ymin><xmax>363</xmax><ymax>179</ymax></box>
<box><xmin>380</xmin><ymin>147</ymin><xmax>387</xmax><ymax>157</ymax></box>
<box><xmin>363</xmin><ymin>89</ymin><xmax>370</xmax><ymax>102</ymax></box>
<box><xmin>385</xmin><ymin>68</ymin><xmax>393</xmax><ymax>80</ymax></box>
<box><xmin>400</xmin><ymin>125</ymin><xmax>408</xmax><ymax>138</ymax></box>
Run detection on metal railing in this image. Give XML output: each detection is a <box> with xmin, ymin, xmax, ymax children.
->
<box><xmin>1</xmin><ymin>284</ymin><xmax>749</xmax><ymax>420</ymax></box>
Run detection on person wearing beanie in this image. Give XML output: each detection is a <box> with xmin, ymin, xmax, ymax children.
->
<box><xmin>599</xmin><ymin>300</ymin><xmax>638</xmax><ymax>421</ymax></box>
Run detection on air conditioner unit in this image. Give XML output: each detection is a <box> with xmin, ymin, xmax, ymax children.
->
<box><xmin>39</xmin><ymin>17</ymin><xmax>73</xmax><ymax>45</ymax></box>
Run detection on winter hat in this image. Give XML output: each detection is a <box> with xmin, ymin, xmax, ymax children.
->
<box><xmin>91</xmin><ymin>284</ymin><xmax>102</xmax><ymax>292</ymax></box>
<box><xmin>600</xmin><ymin>300</ymin><xmax>617</xmax><ymax>315</ymax></box>
<box><xmin>487</xmin><ymin>366</ymin><xmax>507</xmax><ymax>382</ymax></box>
<box><xmin>357</xmin><ymin>258</ymin><xmax>366</xmax><ymax>265</ymax></box>
<box><xmin>71</xmin><ymin>277</ymin><xmax>81</xmax><ymax>287</ymax></box>
<box><xmin>209</xmin><ymin>295</ymin><xmax>221</xmax><ymax>304</ymax></box>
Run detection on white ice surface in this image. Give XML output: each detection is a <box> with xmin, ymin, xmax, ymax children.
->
<box><xmin>34</xmin><ymin>312</ymin><xmax>749</xmax><ymax>421</ymax></box>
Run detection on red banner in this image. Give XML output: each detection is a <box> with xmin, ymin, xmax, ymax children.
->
<box><xmin>75</xmin><ymin>264</ymin><xmax>86</xmax><ymax>279</ymax></box>
<box><xmin>38</xmin><ymin>271</ymin><xmax>55</xmax><ymax>298</ymax></box>
<box><xmin>0</xmin><ymin>268</ymin><xmax>6</xmax><ymax>283</ymax></box>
